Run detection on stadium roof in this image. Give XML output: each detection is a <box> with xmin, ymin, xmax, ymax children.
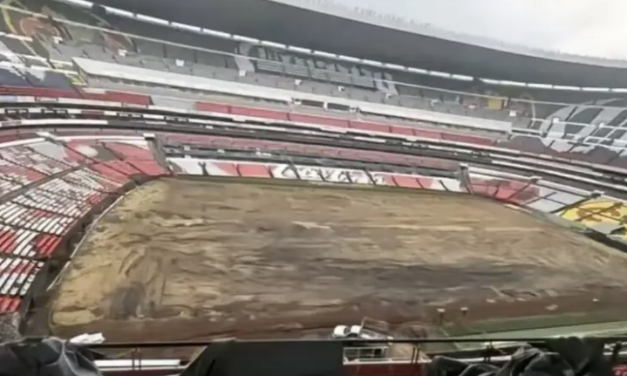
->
<box><xmin>91</xmin><ymin>0</ymin><xmax>627</xmax><ymax>88</ymax></box>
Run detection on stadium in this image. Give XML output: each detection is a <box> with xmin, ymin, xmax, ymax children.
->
<box><xmin>0</xmin><ymin>0</ymin><xmax>627</xmax><ymax>375</ymax></box>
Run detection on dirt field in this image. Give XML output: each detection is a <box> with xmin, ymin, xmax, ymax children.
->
<box><xmin>49</xmin><ymin>178</ymin><xmax>627</xmax><ymax>342</ymax></box>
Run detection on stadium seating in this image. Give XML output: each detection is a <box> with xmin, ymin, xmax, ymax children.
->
<box><xmin>164</xmin><ymin>153</ymin><xmax>606</xmax><ymax>250</ymax></box>
<box><xmin>18</xmin><ymin>3</ymin><xmax>627</xmax><ymax>114</ymax></box>
<box><xmin>163</xmin><ymin>156</ymin><xmax>593</xmax><ymax>218</ymax></box>
<box><xmin>0</xmin><ymin>5</ymin><xmax>566</xmax><ymax>124</ymax></box>
<box><xmin>0</xmin><ymin>3</ymin><xmax>621</xmax><ymax>228</ymax></box>
<box><xmin>2</xmin><ymin>75</ymin><xmax>627</xmax><ymax>171</ymax></box>
<box><xmin>2</xmin><ymin>75</ymin><xmax>627</xmax><ymax>185</ymax></box>
<box><xmin>3</xmin><ymin>0</ymin><xmax>627</xmax><ymax>131</ymax></box>
<box><xmin>10</xmin><ymin>0</ymin><xmax>616</xmax><ymax>103</ymax></box>
<box><xmin>0</xmin><ymin>66</ymin><xmax>71</xmax><ymax>89</ymax></box>
<box><xmin>163</xmin><ymin>134</ymin><xmax>460</xmax><ymax>171</ymax></box>
<box><xmin>0</xmin><ymin>136</ymin><xmax>167</xmax><ymax>314</ymax></box>
<box><xmin>0</xmin><ymin>124</ymin><xmax>623</xmax><ymax>332</ymax></box>
<box><xmin>5</xmin><ymin>1</ymin><xmax>627</xmax><ymax>364</ymax></box>
<box><xmin>64</xmin><ymin>55</ymin><xmax>627</xmax><ymax>150</ymax></box>
<box><xmin>3</xmin><ymin>4</ymin><xmax>627</xmax><ymax>152</ymax></box>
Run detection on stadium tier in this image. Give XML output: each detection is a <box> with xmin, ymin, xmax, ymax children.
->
<box><xmin>3</xmin><ymin>2</ymin><xmax>627</xmax><ymax>376</ymax></box>
<box><xmin>0</xmin><ymin>135</ymin><xmax>166</xmax><ymax>311</ymax></box>
<box><xmin>1</xmin><ymin>3</ymin><xmax>627</xmax><ymax>101</ymax></box>
<box><xmin>66</xmin><ymin>0</ymin><xmax>627</xmax><ymax>87</ymax></box>
<box><xmin>2</xmin><ymin>102</ymin><xmax>627</xmax><ymax>374</ymax></box>
<box><xmin>0</xmin><ymin>3</ymin><xmax>624</xmax><ymax>147</ymax></box>
<box><xmin>0</xmin><ymin>90</ymin><xmax>626</xmax><ymax>312</ymax></box>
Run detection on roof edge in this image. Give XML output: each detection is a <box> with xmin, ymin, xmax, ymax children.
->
<box><xmin>269</xmin><ymin>0</ymin><xmax>627</xmax><ymax>70</ymax></box>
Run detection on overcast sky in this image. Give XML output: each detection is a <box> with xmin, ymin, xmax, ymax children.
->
<box><xmin>334</xmin><ymin>0</ymin><xmax>627</xmax><ymax>59</ymax></box>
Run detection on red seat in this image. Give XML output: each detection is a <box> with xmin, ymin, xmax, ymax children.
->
<box><xmin>237</xmin><ymin>163</ymin><xmax>271</xmax><ymax>178</ymax></box>
<box><xmin>392</xmin><ymin>175</ymin><xmax>421</xmax><ymax>188</ymax></box>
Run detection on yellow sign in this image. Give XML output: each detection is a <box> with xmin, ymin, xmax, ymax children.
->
<box><xmin>65</xmin><ymin>72</ymin><xmax>86</xmax><ymax>86</ymax></box>
<box><xmin>559</xmin><ymin>199</ymin><xmax>627</xmax><ymax>236</ymax></box>
<box><xmin>487</xmin><ymin>98</ymin><xmax>504</xmax><ymax>110</ymax></box>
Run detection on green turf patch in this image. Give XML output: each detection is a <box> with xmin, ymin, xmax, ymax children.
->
<box><xmin>443</xmin><ymin>310</ymin><xmax>627</xmax><ymax>336</ymax></box>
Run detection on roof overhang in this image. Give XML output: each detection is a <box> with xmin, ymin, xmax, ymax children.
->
<box><xmin>91</xmin><ymin>0</ymin><xmax>627</xmax><ymax>88</ymax></box>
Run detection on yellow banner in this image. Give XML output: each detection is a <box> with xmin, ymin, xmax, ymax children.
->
<box><xmin>559</xmin><ymin>199</ymin><xmax>627</xmax><ymax>237</ymax></box>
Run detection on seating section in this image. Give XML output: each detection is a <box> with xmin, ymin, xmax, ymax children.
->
<box><xmin>64</xmin><ymin>74</ymin><xmax>627</xmax><ymax>154</ymax></box>
<box><xmin>4</xmin><ymin>0</ymin><xmax>627</xmax><ymax>344</ymax></box>
<box><xmin>169</xmin><ymin>158</ymin><xmax>588</xmax><ymax>209</ymax></box>
<box><xmin>167</xmin><ymin>158</ymin><xmax>459</xmax><ymax>189</ymax></box>
<box><xmin>0</xmin><ymin>66</ymin><xmax>152</xmax><ymax>105</ymax></box>
<box><xmin>102</xmin><ymin>141</ymin><xmax>165</xmax><ymax>176</ymax></box>
<box><xmin>498</xmin><ymin>135</ymin><xmax>627</xmax><ymax>168</ymax></box>
<box><xmin>0</xmin><ymin>66</ymin><xmax>74</xmax><ymax>89</ymax></box>
<box><xmin>166</xmin><ymin>156</ymin><xmax>621</xmax><ymax>240</ymax></box>
<box><xmin>163</xmin><ymin>134</ymin><xmax>460</xmax><ymax>171</ymax></box>
<box><xmin>0</xmin><ymin>126</ymin><xmax>624</xmax><ymax>319</ymax></box>
<box><xmin>195</xmin><ymin>100</ymin><xmax>627</xmax><ymax>166</ymax></box>
<box><xmin>0</xmin><ymin>157</ymin><xmax>46</xmax><ymax>194</ymax></box>
<box><xmin>66</xmin><ymin>46</ymin><xmax>513</xmax><ymax>121</ymax></box>
<box><xmin>0</xmin><ymin>226</ymin><xmax>61</xmax><ymax>258</ymax></box>
<box><xmin>1</xmin><ymin>144</ymin><xmax>75</xmax><ymax>175</ymax></box>
<box><xmin>195</xmin><ymin>101</ymin><xmax>499</xmax><ymax>142</ymax></box>
<box><xmin>43</xmin><ymin>23</ymin><xmax>627</xmax><ymax>126</ymax></box>
<box><xmin>465</xmin><ymin>174</ymin><xmax>586</xmax><ymax>209</ymax></box>
<box><xmin>3</xmin><ymin>83</ymin><xmax>627</xmax><ymax>174</ymax></box>
<box><xmin>217</xmin><ymin>101</ymin><xmax>627</xmax><ymax>167</ymax></box>
<box><xmin>0</xmin><ymin>5</ymin><xmax>551</xmax><ymax>123</ymax></box>
<box><xmin>168</xmin><ymin>158</ymin><xmax>590</xmax><ymax>213</ymax></box>
<box><xmin>0</xmin><ymin>136</ymin><xmax>166</xmax><ymax>314</ymax></box>
<box><xmin>2</xmin><ymin>39</ymin><xmax>624</xmax><ymax>157</ymax></box>
<box><xmin>61</xmin><ymin>139</ymin><xmax>168</xmax><ymax>177</ymax></box>
<box><xmin>238</xmin><ymin>43</ymin><xmax>398</xmax><ymax>93</ymax></box>
<box><xmin>9</xmin><ymin>0</ymin><xmax>623</xmax><ymax>106</ymax></box>
<box><xmin>2</xmin><ymin>84</ymin><xmax>627</xmax><ymax>179</ymax></box>
<box><xmin>0</xmin><ymin>67</ymin><xmax>30</xmax><ymax>87</ymax></box>
<box><xmin>2</xmin><ymin>0</ymin><xmax>627</xmax><ymax>135</ymax></box>
<box><xmin>7</xmin><ymin>68</ymin><xmax>625</xmax><ymax>166</ymax></box>
<box><xmin>0</xmin><ymin>257</ymin><xmax>41</xmax><ymax>313</ymax></box>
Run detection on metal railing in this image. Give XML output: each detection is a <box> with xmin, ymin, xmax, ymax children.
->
<box><xmin>79</xmin><ymin>336</ymin><xmax>627</xmax><ymax>348</ymax></box>
<box><xmin>65</xmin><ymin>336</ymin><xmax>627</xmax><ymax>372</ymax></box>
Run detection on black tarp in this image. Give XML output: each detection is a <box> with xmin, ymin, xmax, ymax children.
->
<box><xmin>0</xmin><ymin>337</ymin><xmax>101</xmax><ymax>376</ymax></box>
<box><xmin>181</xmin><ymin>340</ymin><xmax>344</xmax><ymax>376</ymax></box>
<box><xmin>427</xmin><ymin>338</ymin><xmax>615</xmax><ymax>376</ymax></box>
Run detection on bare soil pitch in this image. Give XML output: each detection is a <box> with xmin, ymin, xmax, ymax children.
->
<box><xmin>50</xmin><ymin>178</ymin><xmax>627</xmax><ymax>342</ymax></box>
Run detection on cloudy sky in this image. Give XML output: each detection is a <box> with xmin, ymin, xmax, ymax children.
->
<box><xmin>334</xmin><ymin>0</ymin><xmax>627</xmax><ymax>59</ymax></box>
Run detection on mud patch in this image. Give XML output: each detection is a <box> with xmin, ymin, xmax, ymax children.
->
<box><xmin>50</xmin><ymin>178</ymin><xmax>627</xmax><ymax>341</ymax></box>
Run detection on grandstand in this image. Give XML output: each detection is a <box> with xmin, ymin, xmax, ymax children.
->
<box><xmin>74</xmin><ymin>0</ymin><xmax>627</xmax><ymax>87</ymax></box>
<box><xmin>2</xmin><ymin>0</ymin><xmax>627</xmax><ymax>375</ymax></box>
